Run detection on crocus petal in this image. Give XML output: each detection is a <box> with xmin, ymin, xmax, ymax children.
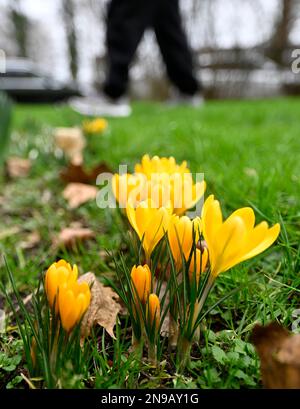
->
<box><xmin>241</xmin><ymin>222</ymin><xmax>280</xmax><ymax>262</ymax></box>
<box><xmin>126</xmin><ymin>200</ymin><xmax>141</xmax><ymax>239</ymax></box>
<box><xmin>226</xmin><ymin>207</ymin><xmax>255</xmax><ymax>230</ymax></box>
<box><xmin>211</xmin><ymin>215</ymin><xmax>247</xmax><ymax>275</ymax></box>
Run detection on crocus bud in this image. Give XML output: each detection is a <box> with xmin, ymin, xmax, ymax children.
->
<box><xmin>148</xmin><ymin>294</ymin><xmax>160</xmax><ymax>330</ymax></box>
<box><xmin>45</xmin><ymin>259</ymin><xmax>78</xmax><ymax>311</ymax></box>
<box><xmin>131</xmin><ymin>264</ymin><xmax>151</xmax><ymax>304</ymax></box>
<box><xmin>58</xmin><ymin>281</ymin><xmax>91</xmax><ymax>333</ymax></box>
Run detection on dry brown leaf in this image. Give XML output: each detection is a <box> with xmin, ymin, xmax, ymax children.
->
<box><xmin>60</xmin><ymin>162</ymin><xmax>112</xmax><ymax>184</ymax></box>
<box><xmin>78</xmin><ymin>272</ymin><xmax>121</xmax><ymax>339</ymax></box>
<box><xmin>252</xmin><ymin>322</ymin><xmax>300</xmax><ymax>388</ymax></box>
<box><xmin>63</xmin><ymin>183</ymin><xmax>98</xmax><ymax>209</ymax></box>
<box><xmin>53</xmin><ymin>227</ymin><xmax>95</xmax><ymax>249</ymax></box>
<box><xmin>19</xmin><ymin>231</ymin><xmax>41</xmax><ymax>249</ymax></box>
<box><xmin>6</xmin><ymin>157</ymin><xmax>31</xmax><ymax>178</ymax></box>
<box><xmin>54</xmin><ymin>127</ymin><xmax>86</xmax><ymax>165</ymax></box>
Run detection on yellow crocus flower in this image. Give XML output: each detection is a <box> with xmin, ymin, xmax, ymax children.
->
<box><xmin>82</xmin><ymin>118</ymin><xmax>108</xmax><ymax>134</ymax></box>
<box><xmin>134</xmin><ymin>154</ymin><xmax>189</xmax><ymax>178</ymax></box>
<box><xmin>111</xmin><ymin>155</ymin><xmax>205</xmax><ymax>214</ymax></box>
<box><xmin>134</xmin><ymin>154</ymin><xmax>205</xmax><ymax>215</ymax></box>
<box><xmin>188</xmin><ymin>247</ymin><xmax>209</xmax><ymax>282</ymax></box>
<box><xmin>147</xmin><ymin>294</ymin><xmax>160</xmax><ymax>330</ymax></box>
<box><xmin>112</xmin><ymin>173</ymin><xmax>147</xmax><ymax>208</ymax></box>
<box><xmin>202</xmin><ymin>195</ymin><xmax>281</xmax><ymax>277</ymax></box>
<box><xmin>58</xmin><ymin>281</ymin><xmax>91</xmax><ymax>333</ymax></box>
<box><xmin>167</xmin><ymin>215</ymin><xmax>201</xmax><ymax>268</ymax></box>
<box><xmin>131</xmin><ymin>264</ymin><xmax>152</xmax><ymax>304</ymax></box>
<box><xmin>126</xmin><ymin>198</ymin><xmax>172</xmax><ymax>260</ymax></box>
<box><xmin>171</xmin><ymin>173</ymin><xmax>206</xmax><ymax>215</ymax></box>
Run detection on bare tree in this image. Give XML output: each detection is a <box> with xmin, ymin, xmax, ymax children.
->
<box><xmin>9</xmin><ymin>0</ymin><xmax>29</xmax><ymax>57</ymax></box>
<box><xmin>62</xmin><ymin>0</ymin><xmax>79</xmax><ymax>80</ymax></box>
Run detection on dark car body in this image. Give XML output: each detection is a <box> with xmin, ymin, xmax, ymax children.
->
<box><xmin>0</xmin><ymin>59</ymin><xmax>81</xmax><ymax>102</ymax></box>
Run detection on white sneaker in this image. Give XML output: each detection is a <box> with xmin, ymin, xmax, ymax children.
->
<box><xmin>168</xmin><ymin>92</ymin><xmax>205</xmax><ymax>107</ymax></box>
<box><xmin>69</xmin><ymin>94</ymin><xmax>132</xmax><ymax>117</ymax></box>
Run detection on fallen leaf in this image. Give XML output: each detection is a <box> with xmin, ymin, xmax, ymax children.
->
<box><xmin>78</xmin><ymin>272</ymin><xmax>121</xmax><ymax>339</ymax></box>
<box><xmin>60</xmin><ymin>162</ymin><xmax>112</xmax><ymax>184</ymax></box>
<box><xmin>19</xmin><ymin>231</ymin><xmax>41</xmax><ymax>250</ymax></box>
<box><xmin>252</xmin><ymin>322</ymin><xmax>300</xmax><ymax>388</ymax></box>
<box><xmin>63</xmin><ymin>183</ymin><xmax>97</xmax><ymax>209</ymax></box>
<box><xmin>6</xmin><ymin>157</ymin><xmax>31</xmax><ymax>178</ymax></box>
<box><xmin>54</xmin><ymin>127</ymin><xmax>86</xmax><ymax>165</ymax></box>
<box><xmin>53</xmin><ymin>227</ymin><xmax>95</xmax><ymax>249</ymax></box>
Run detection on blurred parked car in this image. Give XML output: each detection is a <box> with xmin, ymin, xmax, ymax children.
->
<box><xmin>0</xmin><ymin>58</ymin><xmax>81</xmax><ymax>102</ymax></box>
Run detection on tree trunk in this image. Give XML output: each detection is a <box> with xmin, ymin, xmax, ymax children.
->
<box><xmin>62</xmin><ymin>0</ymin><xmax>78</xmax><ymax>81</ymax></box>
<box><xmin>10</xmin><ymin>0</ymin><xmax>28</xmax><ymax>58</ymax></box>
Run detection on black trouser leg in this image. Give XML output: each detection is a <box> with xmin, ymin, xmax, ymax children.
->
<box><xmin>104</xmin><ymin>0</ymin><xmax>157</xmax><ymax>99</ymax></box>
<box><xmin>153</xmin><ymin>0</ymin><xmax>199</xmax><ymax>96</ymax></box>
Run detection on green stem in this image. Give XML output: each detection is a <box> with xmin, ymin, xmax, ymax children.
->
<box><xmin>132</xmin><ymin>332</ymin><xmax>143</xmax><ymax>355</ymax></box>
<box><xmin>193</xmin><ymin>276</ymin><xmax>215</xmax><ymax>328</ymax></box>
<box><xmin>148</xmin><ymin>343</ymin><xmax>157</xmax><ymax>366</ymax></box>
<box><xmin>168</xmin><ymin>313</ymin><xmax>179</xmax><ymax>351</ymax></box>
<box><xmin>176</xmin><ymin>335</ymin><xmax>192</xmax><ymax>372</ymax></box>
<box><xmin>145</xmin><ymin>252</ymin><xmax>151</xmax><ymax>267</ymax></box>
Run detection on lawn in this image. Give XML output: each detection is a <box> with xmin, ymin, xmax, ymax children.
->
<box><xmin>0</xmin><ymin>97</ymin><xmax>300</xmax><ymax>388</ymax></box>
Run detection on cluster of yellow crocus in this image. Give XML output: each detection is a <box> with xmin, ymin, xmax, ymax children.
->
<box><xmin>115</xmin><ymin>155</ymin><xmax>280</xmax><ymax>281</ymax></box>
<box><xmin>112</xmin><ymin>154</ymin><xmax>205</xmax><ymax>214</ymax></box>
<box><xmin>130</xmin><ymin>265</ymin><xmax>160</xmax><ymax>330</ymax></box>
<box><xmin>45</xmin><ymin>259</ymin><xmax>91</xmax><ymax>332</ymax></box>
<box><xmin>82</xmin><ymin>118</ymin><xmax>108</xmax><ymax>134</ymax></box>
<box><xmin>112</xmin><ymin>155</ymin><xmax>281</xmax><ymax>366</ymax></box>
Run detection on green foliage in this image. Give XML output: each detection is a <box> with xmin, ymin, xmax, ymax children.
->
<box><xmin>0</xmin><ymin>335</ymin><xmax>23</xmax><ymax>388</ymax></box>
<box><xmin>0</xmin><ymin>98</ymin><xmax>299</xmax><ymax>388</ymax></box>
<box><xmin>190</xmin><ymin>330</ymin><xmax>259</xmax><ymax>388</ymax></box>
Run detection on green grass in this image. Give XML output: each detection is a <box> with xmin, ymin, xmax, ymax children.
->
<box><xmin>0</xmin><ymin>98</ymin><xmax>300</xmax><ymax>388</ymax></box>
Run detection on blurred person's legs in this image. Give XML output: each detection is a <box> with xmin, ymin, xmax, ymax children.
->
<box><xmin>154</xmin><ymin>0</ymin><xmax>203</xmax><ymax>105</ymax></box>
<box><xmin>70</xmin><ymin>0</ymin><xmax>202</xmax><ymax>116</ymax></box>
<box><xmin>70</xmin><ymin>0</ymin><xmax>155</xmax><ymax>117</ymax></box>
<box><xmin>103</xmin><ymin>0</ymin><xmax>155</xmax><ymax>99</ymax></box>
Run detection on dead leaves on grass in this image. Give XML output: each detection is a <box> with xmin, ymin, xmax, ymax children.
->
<box><xmin>63</xmin><ymin>183</ymin><xmax>98</xmax><ymax>209</ymax></box>
<box><xmin>53</xmin><ymin>226</ymin><xmax>95</xmax><ymax>249</ymax></box>
<box><xmin>60</xmin><ymin>162</ymin><xmax>112</xmax><ymax>184</ymax></box>
<box><xmin>252</xmin><ymin>322</ymin><xmax>300</xmax><ymax>388</ymax></box>
<box><xmin>54</xmin><ymin>127</ymin><xmax>86</xmax><ymax>165</ymax></box>
<box><xmin>6</xmin><ymin>157</ymin><xmax>31</xmax><ymax>179</ymax></box>
<box><xmin>78</xmin><ymin>272</ymin><xmax>121</xmax><ymax>339</ymax></box>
